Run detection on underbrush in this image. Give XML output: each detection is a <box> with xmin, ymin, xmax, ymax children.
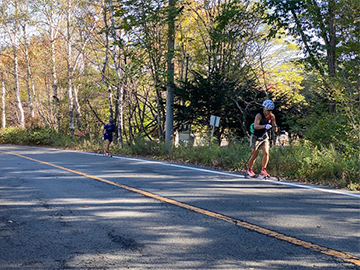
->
<box><xmin>171</xmin><ymin>141</ymin><xmax>249</xmax><ymax>171</ymax></box>
<box><xmin>0</xmin><ymin>127</ymin><xmax>359</xmax><ymax>191</ymax></box>
<box><xmin>0</xmin><ymin>127</ymin><xmax>75</xmax><ymax>147</ymax></box>
<box><xmin>269</xmin><ymin>142</ymin><xmax>360</xmax><ymax>190</ymax></box>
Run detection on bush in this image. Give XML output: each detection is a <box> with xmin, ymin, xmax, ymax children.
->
<box><xmin>0</xmin><ymin>127</ymin><xmax>75</xmax><ymax>147</ymax></box>
<box><xmin>269</xmin><ymin>140</ymin><xmax>360</xmax><ymax>190</ymax></box>
<box><xmin>120</xmin><ymin>136</ymin><xmax>167</xmax><ymax>157</ymax></box>
<box><xmin>172</xmin><ymin>141</ymin><xmax>249</xmax><ymax>171</ymax></box>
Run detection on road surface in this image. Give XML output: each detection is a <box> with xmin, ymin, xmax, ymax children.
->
<box><xmin>0</xmin><ymin>145</ymin><xmax>359</xmax><ymax>269</ymax></box>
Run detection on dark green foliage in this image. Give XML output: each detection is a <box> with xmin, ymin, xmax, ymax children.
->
<box><xmin>175</xmin><ymin>70</ymin><xmax>266</xmax><ymax>139</ymax></box>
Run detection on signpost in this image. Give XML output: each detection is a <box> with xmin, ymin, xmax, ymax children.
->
<box><xmin>210</xmin><ymin>115</ymin><xmax>220</xmax><ymax>141</ymax></box>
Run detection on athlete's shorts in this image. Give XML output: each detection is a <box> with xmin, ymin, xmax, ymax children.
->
<box><xmin>103</xmin><ymin>134</ymin><xmax>113</xmax><ymax>143</ymax></box>
<box><xmin>250</xmin><ymin>134</ymin><xmax>269</xmax><ymax>150</ymax></box>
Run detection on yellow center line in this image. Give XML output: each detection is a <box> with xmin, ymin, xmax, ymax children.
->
<box><xmin>5</xmin><ymin>151</ymin><xmax>360</xmax><ymax>266</ymax></box>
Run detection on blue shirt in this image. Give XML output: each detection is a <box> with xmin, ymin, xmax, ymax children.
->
<box><xmin>103</xmin><ymin>124</ymin><xmax>115</xmax><ymax>139</ymax></box>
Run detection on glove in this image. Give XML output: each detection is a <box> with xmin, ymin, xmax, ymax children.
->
<box><xmin>102</xmin><ymin>136</ymin><xmax>104</xmax><ymax>140</ymax></box>
<box><xmin>265</xmin><ymin>124</ymin><xmax>272</xmax><ymax>130</ymax></box>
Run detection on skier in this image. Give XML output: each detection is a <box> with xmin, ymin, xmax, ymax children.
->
<box><xmin>102</xmin><ymin>118</ymin><xmax>116</xmax><ymax>156</ymax></box>
<box><xmin>247</xmin><ymin>100</ymin><xmax>278</xmax><ymax>178</ymax></box>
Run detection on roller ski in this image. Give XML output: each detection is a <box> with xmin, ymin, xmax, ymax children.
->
<box><xmin>246</xmin><ymin>168</ymin><xmax>280</xmax><ymax>181</ymax></box>
<box><xmin>104</xmin><ymin>150</ymin><xmax>112</xmax><ymax>157</ymax></box>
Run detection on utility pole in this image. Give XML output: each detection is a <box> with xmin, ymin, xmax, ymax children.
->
<box><xmin>165</xmin><ymin>0</ymin><xmax>176</xmax><ymax>149</ymax></box>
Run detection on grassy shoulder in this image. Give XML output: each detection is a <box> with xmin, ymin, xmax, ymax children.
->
<box><xmin>1</xmin><ymin>127</ymin><xmax>359</xmax><ymax>191</ymax></box>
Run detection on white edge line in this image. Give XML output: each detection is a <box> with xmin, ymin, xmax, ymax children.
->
<box><xmin>64</xmin><ymin>150</ymin><xmax>360</xmax><ymax>199</ymax></box>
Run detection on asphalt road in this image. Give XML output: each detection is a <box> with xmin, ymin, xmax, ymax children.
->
<box><xmin>0</xmin><ymin>144</ymin><xmax>359</xmax><ymax>270</ymax></box>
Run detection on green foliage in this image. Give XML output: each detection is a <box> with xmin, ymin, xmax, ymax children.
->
<box><xmin>270</xmin><ymin>141</ymin><xmax>359</xmax><ymax>190</ymax></box>
<box><xmin>172</xmin><ymin>141</ymin><xmax>250</xmax><ymax>171</ymax></box>
<box><xmin>302</xmin><ymin>113</ymin><xmax>358</xmax><ymax>154</ymax></box>
<box><xmin>175</xmin><ymin>70</ymin><xmax>265</xmax><ymax>137</ymax></box>
<box><xmin>263</xmin><ymin>0</ymin><xmax>360</xmax><ymax>114</ymax></box>
<box><xmin>121</xmin><ymin>136</ymin><xmax>167</xmax><ymax>157</ymax></box>
<box><xmin>0</xmin><ymin>127</ymin><xmax>75</xmax><ymax>147</ymax></box>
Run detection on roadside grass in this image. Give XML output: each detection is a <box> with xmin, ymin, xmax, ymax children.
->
<box><xmin>0</xmin><ymin>127</ymin><xmax>359</xmax><ymax>191</ymax></box>
<box><xmin>269</xmin><ymin>142</ymin><xmax>360</xmax><ymax>189</ymax></box>
<box><xmin>0</xmin><ymin>127</ymin><xmax>76</xmax><ymax>147</ymax></box>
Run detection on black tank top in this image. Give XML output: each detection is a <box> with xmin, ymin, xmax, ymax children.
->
<box><xmin>254</xmin><ymin>111</ymin><xmax>272</xmax><ymax>137</ymax></box>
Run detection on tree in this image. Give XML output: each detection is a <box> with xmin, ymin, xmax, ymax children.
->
<box><xmin>0</xmin><ymin>0</ymin><xmax>26</xmax><ymax>128</ymax></box>
<box><xmin>165</xmin><ymin>0</ymin><xmax>177</xmax><ymax>148</ymax></box>
<box><xmin>33</xmin><ymin>0</ymin><xmax>66</xmax><ymax>130</ymax></box>
<box><xmin>176</xmin><ymin>0</ymin><xmax>272</xmax><ymax>138</ymax></box>
<box><xmin>264</xmin><ymin>0</ymin><xmax>359</xmax><ymax>111</ymax></box>
<box><xmin>108</xmin><ymin>0</ymin><xmax>125</xmax><ymax>147</ymax></box>
<box><xmin>264</xmin><ymin>0</ymin><xmax>360</xmax><ymax>149</ymax></box>
<box><xmin>1</xmin><ymin>73</ymin><xmax>5</xmax><ymax>128</ymax></box>
<box><xmin>63</xmin><ymin>0</ymin><xmax>102</xmax><ymax>134</ymax></box>
<box><xmin>115</xmin><ymin>0</ymin><xmax>170</xmax><ymax>142</ymax></box>
<box><xmin>20</xmin><ymin>0</ymin><xmax>49</xmax><ymax>125</ymax></box>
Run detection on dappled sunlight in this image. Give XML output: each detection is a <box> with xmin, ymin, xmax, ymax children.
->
<box><xmin>94</xmin><ymin>210</ymin><xmax>154</xmax><ymax>219</ymax></box>
<box><xmin>1</xmin><ymin>145</ymin><xmax>359</xmax><ymax>269</ymax></box>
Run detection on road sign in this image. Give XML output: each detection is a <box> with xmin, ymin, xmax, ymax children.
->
<box><xmin>210</xmin><ymin>115</ymin><xmax>220</xmax><ymax>127</ymax></box>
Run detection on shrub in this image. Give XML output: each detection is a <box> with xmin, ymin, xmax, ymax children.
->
<box><xmin>0</xmin><ymin>127</ymin><xmax>75</xmax><ymax>147</ymax></box>
<box><xmin>121</xmin><ymin>136</ymin><xmax>167</xmax><ymax>157</ymax></box>
<box><xmin>171</xmin><ymin>140</ymin><xmax>250</xmax><ymax>171</ymax></box>
<box><xmin>269</xmin><ymin>140</ymin><xmax>359</xmax><ymax>190</ymax></box>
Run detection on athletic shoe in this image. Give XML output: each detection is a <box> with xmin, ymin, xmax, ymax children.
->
<box><xmin>261</xmin><ymin>168</ymin><xmax>270</xmax><ymax>177</ymax></box>
<box><xmin>104</xmin><ymin>150</ymin><xmax>109</xmax><ymax>156</ymax></box>
<box><xmin>247</xmin><ymin>168</ymin><xmax>256</xmax><ymax>178</ymax></box>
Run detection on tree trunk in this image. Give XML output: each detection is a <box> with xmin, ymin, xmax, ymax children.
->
<box><xmin>165</xmin><ymin>0</ymin><xmax>176</xmax><ymax>149</ymax></box>
<box><xmin>102</xmin><ymin>4</ymin><xmax>114</xmax><ymax>120</ymax></box>
<box><xmin>23</xmin><ymin>23</ymin><xmax>48</xmax><ymax>126</ymax></box>
<box><xmin>23</xmin><ymin>24</ymin><xmax>34</xmax><ymax>119</ymax></box>
<box><xmin>109</xmin><ymin>0</ymin><xmax>123</xmax><ymax>147</ymax></box>
<box><xmin>1</xmin><ymin>77</ymin><xmax>5</xmax><ymax>129</ymax></box>
<box><xmin>117</xmin><ymin>81</ymin><xmax>124</xmax><ymax>148</ymax></box>
<box><xmin>327</xmin><ymin>0</ymin><xmax>336</xmax><ymax>113</ymax></box>
<box><xmin>13</xmin><ymin>44</ymin><xmax>25</xmax><ymax>128</ymax></box>
<box><xmin>327</xmin><ymin>0</ymin><xmax>336</xmax><ymax>77</ymax></box>
<box><xmin>74</xmin><ymin>85</ymin><xmax>82</xmax><ymax>130</ymax></box>
<box><xmin>154</xmin><ymin>77</ymin><xmax>164</xmax><ymax>140</ymax></box>
<box><xmin>67</xmin><ymin>0</ymin><xmax>74</xmax><ymax>135</ymax></box>
<box><xmin>68</xmin><ymin>73</ymin><xmax>74</xmax><ymax>134</ymax></box>
<box><xmin>150</xmin><ymin>56</ymin><xmax>165</xmax><ymax>141</ymax></box>
<box><xmin>50</xmin><ymin>8</ymin><xmax>60</xmax><ymax>131</ymax></box>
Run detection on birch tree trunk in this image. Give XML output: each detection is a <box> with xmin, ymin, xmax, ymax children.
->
<box><xmin>13</xmin><ymin>43</ymin><xmax>25</xmax><ymax>128</ymax></box>
<box><xmin>67</xmin><ymin>0</ymin><xmax>74</xmax><ymax>135</ymax></box>
<box><xmin>22</xmin><ymin>24</ymin><xmax>34</xmax><ymax>119</ymax></box>
<box><xmin>24</xmin><ymin>32</ymin><xmax>48</xmax><ymax>126</ymax></box>
<box><xmin>74</xmin><ymin>85</ymin><xmax>82</xmax><ymax>130</ymax></box>
<box><xmin>1</xmin><ymin>77</ymin><xmax>5</xmax><ymax>129</ymax></box>
<box><xmin>65</xmin><ymin>0</ymin><xmax>100</xmax><ymax>134</ymax></box>
<box><xmin>116</xmin><ymin>75</ymin><xmax>124</xmax><ymax>148</ymax></box>
<box><xmin>50</xmin><ymin>7</ymin><xmax>60</xmax><ymax>131</ymax></box>
<box><xmin>5</xmin><ymin>1</ymin><xmax>25</xmax><ymax>128</ymax></box>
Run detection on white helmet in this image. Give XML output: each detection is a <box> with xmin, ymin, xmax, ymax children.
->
<box><xmin>262</xmin><ymin>99</ymin><xmax>275</xmax><ymax>110</ymax></box>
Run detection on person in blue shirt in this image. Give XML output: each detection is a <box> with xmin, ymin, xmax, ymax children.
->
<box><xmin>102</xmin><ymin>118</ymin><xmax>116</xmax><ymax>156</ymax></box>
